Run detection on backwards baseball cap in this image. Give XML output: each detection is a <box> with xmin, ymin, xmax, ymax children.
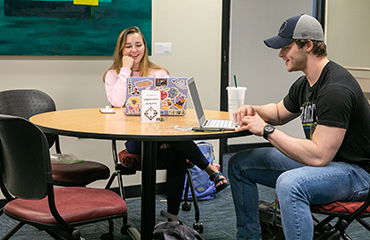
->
<box><xmin>264</xmin><ymin>14</ymin><xmax>324</xmax><ymax>49</ymax></box>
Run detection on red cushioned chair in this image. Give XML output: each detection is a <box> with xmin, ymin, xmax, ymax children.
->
<box><xmin>310</xmin><ymin>191</ymin><xmax>370</xmax><ymax>240</ymax></box>
<box><xmin>0</xmin><ymin>89</ymin><xmax>110</xmax><ymax>187</ymax></box>
<box><xmin>260</xmin><ymin>189</ymin><xmax>370</xmax><ymax>240</ymax></box>
<box><xmin>105</xmin><ymin>141</ymin><xmax>204</xmax><ymax>233</ymax></box>
<box><xmin>0</xmin><ymin>114</ymin><xmax>127</xmax><ymax>240</ymax></box>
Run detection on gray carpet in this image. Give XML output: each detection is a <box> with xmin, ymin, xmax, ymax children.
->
<box><xmin>1</xmin><ymin>154</ymin><xmax>369</xmax><ymax>239</ymax></box>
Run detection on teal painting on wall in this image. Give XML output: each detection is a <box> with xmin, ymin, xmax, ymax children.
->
<box><xmin>0</xmin><ymin>0</ymin><xmax>152</xmax><ymax>56</ymax></box>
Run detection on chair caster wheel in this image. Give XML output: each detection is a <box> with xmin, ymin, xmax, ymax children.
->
<box><xmin>71</xmin><ymin>230</ymin><xmax>81</xmax><ymax>240</ymax></box>
<box><xmin>101</xmin><ymin>233</ymin><xmax>114</xmax><ymax>240</ymax></box>
<box><xmin>193</xmin><ymin>222</ymin><xmax>203</xmax><ymax>233</ymax></box>
<box><xmin>182</xmin><ymin>201</ymin><xmax>192</xmax><ymax>211</ymax></box>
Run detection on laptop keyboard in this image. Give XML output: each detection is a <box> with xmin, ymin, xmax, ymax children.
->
<box><xmin>204</xmin><ymin>119</ymin><xmax>236</xmax><ymax>128</ymax></box>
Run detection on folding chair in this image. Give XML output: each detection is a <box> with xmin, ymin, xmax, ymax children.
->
<box><xmin>0</xmin><ymin>114</ymin><xmax>127</xmax><ymax>240</ymax></box>
<box><xmin>259</xmin><ymin>189</ymin><xmax>370</xmax><ymax>240</ymax></box>
<box><xmin>310</xmin><ymin>191</ymin><xmax>370</xmax><ymax>240</ymax></box>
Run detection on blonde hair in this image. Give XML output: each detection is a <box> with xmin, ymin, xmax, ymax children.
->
<box><xmin>103</xmin><ymin>26</ymin><xmax>168</xmax><ymax>82</ymax></box>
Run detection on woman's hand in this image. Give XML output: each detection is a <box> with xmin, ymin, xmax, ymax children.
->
<box><xmin>122</xmin><ymin>55</ymin><xmax>134</xmax><ymax>69</ymax></box>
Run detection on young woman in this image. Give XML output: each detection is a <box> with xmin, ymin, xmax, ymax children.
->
<box><xmin>104</xmin><ymin>26</ymin><xmax>229</xmax><ymax>216</ymax></box>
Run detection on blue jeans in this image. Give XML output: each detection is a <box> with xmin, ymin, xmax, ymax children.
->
<box><xmin>228</xmin><ymin>147</ymin><xmax>370</xmax><ymax>240</ymax></box>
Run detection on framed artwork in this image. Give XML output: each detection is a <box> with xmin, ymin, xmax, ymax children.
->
<box><xmin>0</xmin><ymin>0</ymin><xmax>152</xmax><ymax>56</ymax></box>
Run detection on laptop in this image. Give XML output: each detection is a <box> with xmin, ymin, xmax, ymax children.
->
<box><xmin>187</xmin><ymin>77</ymin><xmax>239</xmax><ymax>131</ymax></box>
<box><xmin>125</xmin><ymin>77</ymin><xmax>188</xmax><ymax>116</ymax></box>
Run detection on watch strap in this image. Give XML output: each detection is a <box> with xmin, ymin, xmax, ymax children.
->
<box><xmin>263</xmin><ymin>124</ymin><xmax>275</xmax><ymax>140</ymax></box>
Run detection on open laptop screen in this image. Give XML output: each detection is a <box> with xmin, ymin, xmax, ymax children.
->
<box><xmin>187</xmin><ymin>77</ymin><xmax>206</xmax><ymax>126</ymax></box>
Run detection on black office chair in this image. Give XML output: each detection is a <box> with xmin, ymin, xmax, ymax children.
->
<box><xmin>0</xmin><ymin>89</ymin><xmax>110</xmax><ymax>186</ymax></box>
<box><xmin>0</xmin><ymin>114</ymin><xmax>127</xmax><ymax>240</ymax></box>
<box><xmin>105</xmin><ymin>140</ymin><xmax>204</xmax><ymax>233</ymax></box>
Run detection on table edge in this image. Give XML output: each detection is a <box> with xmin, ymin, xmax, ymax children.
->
<box><xmin>36</xmin><ymin>124</ymin><xmax>251</xmax><ymax>141</ymax></box>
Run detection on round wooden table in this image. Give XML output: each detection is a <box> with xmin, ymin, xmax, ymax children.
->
<box><xmin>30</xmin><ymin>108</ymin><xmax>250</xmax><ymax>240</ymax></box>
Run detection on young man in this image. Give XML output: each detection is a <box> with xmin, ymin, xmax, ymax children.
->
<box><xmin>228</xmin><ymin>14</ymin><xmax>370</xmax><ymax>240</ymax></box>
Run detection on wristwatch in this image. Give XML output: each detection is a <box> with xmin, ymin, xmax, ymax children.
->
<box><xmin>263</xmin><ymin>124</ymin><xmax>275</xmax><ymax>140</ymax></box>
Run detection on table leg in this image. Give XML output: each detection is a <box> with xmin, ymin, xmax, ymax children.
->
<box><xmin>141</xmin><ymin>141</ymin><xmax>157</xmax><ymax>240</ymax></box>
<box><xmin>219</xmin><ymin>138</ymin><xmax>227</xmax><ymax>173</ymax></box>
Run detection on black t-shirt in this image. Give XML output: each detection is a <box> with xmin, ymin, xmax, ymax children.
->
<box><xmin>283</xmin><ymin>61</ymin><xmax>370</xmax><ymax>163</ymax></box>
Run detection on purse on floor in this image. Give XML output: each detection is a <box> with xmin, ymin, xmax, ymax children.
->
<box><xmin>153</xmin><ymin>211</ymin><xmax>205</xmax><ymax>240</ymax></box>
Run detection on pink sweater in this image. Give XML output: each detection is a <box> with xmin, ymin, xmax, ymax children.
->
<box><xmin>104</xmin><ymin>67</ymin><xmax>169</xmax><ymax>107</ymax></box>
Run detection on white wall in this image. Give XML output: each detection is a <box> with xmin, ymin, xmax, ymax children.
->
<box><xmin>326</xmin><ymin>0</ymin><xmax>370</xmax><ymax>71</ymax></box>
<box><xmin>325</xmin><ymin>0</ymin><xmax>370</xmax><ymax>92</ymax></box>
<box><xmin>228</xmin><ymin>0</ymin><xmax>313</xmax><ymax>145</ymax></box>
<box><xmin>0</xmin><ymin>0</ymin><xmax>222</xmax><ymax>197</ymax></box>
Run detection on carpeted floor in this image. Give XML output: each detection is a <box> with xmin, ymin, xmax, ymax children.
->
<box><xmin>1</xmin><ymin>154</ymin><xmax>369</xmax><ymax>239</ymax></box>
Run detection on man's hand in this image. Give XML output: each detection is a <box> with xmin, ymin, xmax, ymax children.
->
<box><xmin>236</xmin><ymin>112</ymin><xmax>266</xmax><ymax>136</ymax></box>
<box><xmin>233</xmin><ymin>105</ymin><xmax>256</xmax><ymax>123</ymax></box>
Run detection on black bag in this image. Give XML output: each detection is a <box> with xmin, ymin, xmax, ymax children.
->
<box><xmin>153</xmin><ymin>211</ymin><xmax>205</xmax><ymax>240</ymax></box>
<box><xmin>259</xmin><ymin>200</ymin><xmax>285</xmax><ymax>240</ymax></box>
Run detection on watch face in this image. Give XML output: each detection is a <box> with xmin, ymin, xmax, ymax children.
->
<box><xmin>265</xmin><ymin>125</ymin><xmax>274</xmax><ymax>133</ymax></box>
<box><xmin>263</xmin><ymin>124</ymin><xmax>275</xmax><ymax>140</ymax></box>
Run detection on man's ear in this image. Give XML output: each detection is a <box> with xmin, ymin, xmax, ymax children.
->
<box><xmin>306</xmin><ymin>40</ymin><xmax>314</xmax><ymax>52</ymax></box>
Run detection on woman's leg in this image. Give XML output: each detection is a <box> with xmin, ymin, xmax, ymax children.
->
<box><xmin>159</xmin><ymin>147</ymin><xmax>187</xmax><ymax>216</ymax></box>
<box><xmin>125</xmin><ymin>140</ymin><xmax>141</xmax><ymax>154</ymax></box>
<box><xmin>169</xmin><ymin>141</ymin><xmax>209</xmax><ymax>169</ymax></box>
<box><xmin>125</xmin><ymin>141</ymin><xmax>186</xmax><ymax>215</ymax></box>
<box><xmin>169</xmin><ymin>141</ymin><xmax>229</xmax><ymax>189</ymax></box>
<box><xmin>228</xmin><ymin>147</ymin><xmax>304</xmax><ymax>240</ymax></box>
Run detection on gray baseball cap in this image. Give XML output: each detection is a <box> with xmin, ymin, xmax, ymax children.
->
<box><xmin>264</xmin><ymin>14</ymin><xmax>324</xmax><ymax>49</ymax></box>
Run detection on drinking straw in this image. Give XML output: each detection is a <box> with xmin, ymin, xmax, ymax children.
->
<box><xmin>234</xmin><ymin>75</ymin><xmax>238</xmax><ymax>88</ymax></box>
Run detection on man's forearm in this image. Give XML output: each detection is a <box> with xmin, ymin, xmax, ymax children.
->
<box><xmin>254</xmin><ymin>103</ymin><xmax>281</xmax><ymax>125</ymax></box>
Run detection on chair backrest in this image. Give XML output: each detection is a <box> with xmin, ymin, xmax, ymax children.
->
<box><xmin>0</xmin><ymin>114</ymin><xmax>52</xmax><ymax>199</ymax></box>
<box><xmin>0</xmin><ymin>89</ymin><xmax>57</xmax><ymax>148</ymax></box>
